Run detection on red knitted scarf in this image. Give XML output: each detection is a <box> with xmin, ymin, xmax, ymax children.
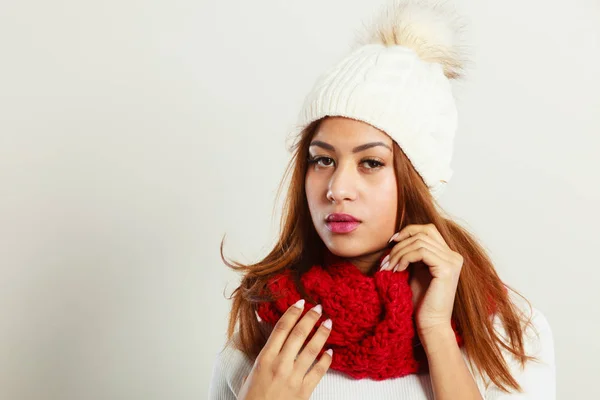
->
<box><xmin>256</xmin><ymin>248</ymin><xmax>464</xmax><ymax>380</ymax></box>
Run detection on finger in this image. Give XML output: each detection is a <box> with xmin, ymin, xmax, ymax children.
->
<box><xmin>293</xmin><ymin>317</ymin><xmax>333</xmax><ymax>376</ymax></box>
<box><xmin>389</xmin><ymin>224</ymin><xmax>448</xmax><ymax>250</ymax></box>
<box><xmin>388</xmin><ymin>224</ymin><xmax>421</xmax><ymax>243</ymax></box>
<box><xmin>393</xmin><ymin>232</ymin><xmax>445</xmax><ymax>259</ymax></box>
<box><xmin>383</xmin><ymin>234</ymin><xmax>446</xmax><ymax>271</ymax></box>
<box><xmin>301</xmin><ymin>349</ymin><xmax>333</xmax><ymax>397</ymax></box>
<box><xmin>260</xmin><ymin>299</ymin><xmax>306</xmax><ymax>361</ymax></box>
<box><xmin>391</xmin><ymin>242</ymin><xmax>451</xmax><ymax>272</ymax></box>
<box><xmin>279</xmin><ymin>304</ymin><xmax>324</xmax><ymax>366</ymax></box>
<box><xmin>425</xmin><ymin>223</ymin><xmax>449</xmax><ymax>248</ymax></box>
<box><xmin>394</xmin><ymin>247</ymin><xmax>449</xmax><ymax>273</ymax></box>
<box><xmin>381</xmin><ymin>229</ymin><xmax>421</xmax><ymax>269</ymax></box>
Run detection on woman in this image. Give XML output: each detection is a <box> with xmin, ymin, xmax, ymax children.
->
<box><xmin>209</xmin><ymin>1</ymin><xmax>555</xmax><ymax>399</ymax></box>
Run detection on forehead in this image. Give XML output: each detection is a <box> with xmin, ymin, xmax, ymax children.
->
<box><xmin>312</xmin><ymin>117</ymin><xmax>392</xmax><ymax>145</ymax></box>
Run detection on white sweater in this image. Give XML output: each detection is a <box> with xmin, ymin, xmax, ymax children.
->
<box><xmin>209</xmin><ymin>298</ymin><xmax>555</xmax><ymax>399</ymax></box>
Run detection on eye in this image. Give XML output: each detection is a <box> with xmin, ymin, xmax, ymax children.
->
<box><xmin>307</xmin><ymin>156</ymin><xmax>384</xmax><ymax>170</ymax></box>
<box><xmin>362</xmin><ymin>159</ymin><xmax>384</xmax><ymax>169</ymax></box>
<box><xmin>307</xmin><ymin>156</ymin><xmax>334</xmax><ymax>167</ymax></box>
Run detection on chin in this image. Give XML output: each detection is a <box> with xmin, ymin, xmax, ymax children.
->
<box><xmin>323</xmin><ymin>238</ymin><xmax>369</xmax><ymax>258</ymax></box>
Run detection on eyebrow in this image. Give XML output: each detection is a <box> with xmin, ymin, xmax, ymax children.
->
<box><xmin>309</xmin><ymin>140</ymin><xmax>392</xmax><ymax>153</ymax></box>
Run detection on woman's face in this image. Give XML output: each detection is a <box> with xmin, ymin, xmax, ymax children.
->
<box><xmin>305</xmin><ymin>117</ymin><xmax>398</xmax><ymax>270</ymax></box>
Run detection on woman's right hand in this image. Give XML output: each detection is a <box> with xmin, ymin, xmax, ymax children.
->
<box><xmin>238</xmin><ymin>299</ymin><xmax>333</xmax><ymax>400</ymax></box>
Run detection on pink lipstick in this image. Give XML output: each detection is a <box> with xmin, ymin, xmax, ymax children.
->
<box><xmin>325</xmin><ymin>213</ymin><xmax>361</xmax><ymax>234</ymax></box>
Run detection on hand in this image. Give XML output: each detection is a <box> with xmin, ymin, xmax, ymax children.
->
<box><xmin>380</xmin><ymin>224</ymin><xmax>464</xmax><ymax>335</ymax></box>
<box><xmin>238</xmin><ymin>300</ymin><xmax>333</xmax><ymax>400</ymax></box>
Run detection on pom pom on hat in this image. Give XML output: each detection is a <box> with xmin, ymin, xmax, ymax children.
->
<box><xmin>353</xmin><ymin>0</ymin><xmax>467</xmax><ymax>79</ymax></box>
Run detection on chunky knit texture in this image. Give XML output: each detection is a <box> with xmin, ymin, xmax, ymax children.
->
<box><xmin>256</xmin><ymin>248</ymin><xmax>463</xmax><ymax>380</ymax></box>
<box><xmin>211</xmin><ymin>296</ymin><xmax>556</xmax><ymax>399</ymax></box>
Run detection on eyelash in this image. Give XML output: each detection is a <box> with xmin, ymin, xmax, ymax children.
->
<box><xmin>307</xmin><ymin>156</ymin><xmax>384</xmax><ymax>170</ymax></box>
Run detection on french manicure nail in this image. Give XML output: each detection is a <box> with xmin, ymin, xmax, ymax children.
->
<box><xmin>312</xmin><ymin>304</ymin><xmax>323</xmax><ymax>315</ymax></box>
<box><xmin>322</xmin><ymin>319</ymin><xmax>332</xmax><ymax>329</ymax></box>
<box><xmin>388</xmin><ymin>232</ymin><xmax>399</xmax><ymax>243</ymax></box>
<box><xmin>325</xmin><ymin>348</ymin><xmax>333</xmax><ymax>357</ymax></box>
<box><xmin>381</xmin><ymin>261</ymin><xmax>390</xmax><ymax>270</ymax></box>
<box><xmin>380</xmin><ymin>254</ymin><xmax>390</xmax><ymax>266</ymax></box>
<box><xmin>293</xmin><ymin>299</ymin><xmax>305</xmax><ymax>309</ymax></box>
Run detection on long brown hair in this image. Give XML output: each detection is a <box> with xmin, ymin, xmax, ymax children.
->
<box><xmin>220</xmin><ymin>117</ymin><xmax>538</xmax><ymax>393</ymax></box>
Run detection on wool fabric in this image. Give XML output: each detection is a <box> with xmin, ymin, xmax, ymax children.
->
<box><xmin>256</xmin><ymin>247</ymin><xmax>463</xmax><ymax>380</ymax></box>
<box><xmin>211</xmin><ymin>302</ymin><xmax>556</xmax><ymax>399</ymax></box>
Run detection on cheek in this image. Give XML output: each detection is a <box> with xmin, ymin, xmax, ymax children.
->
<box><xmin>371</xmin><ymin>176</ymin><xmax>398</xmax><ymax>228</ymax></box>
<box><xmin>305</xmin><ymin>175</ymin><xmax>314</xmax><ymax>201</ymax></box>
<box><xmin>304</xmin><ymin>174</ymin><xmax>321</xmax><ymax>211</ymax></box>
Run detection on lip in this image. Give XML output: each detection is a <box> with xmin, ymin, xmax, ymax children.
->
<box><xmin>325</xmin><ymin>213</ymin><xmax>361</xmax><ymax>234</ymax></box>
<box><xmin>326</xmin><ymin>221</ymin><xmax>361</xmax><ymax>233</ymax></box>
<box><xmin>325</xmin><ymin>213</ymin><xmax>360</xmax><ymax>223</ymax></box>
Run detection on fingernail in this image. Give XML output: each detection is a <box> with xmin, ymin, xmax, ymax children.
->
<box><xmin>293</xmin><ymin>299</ymin><xmax>305</xmax><ymax>309</ymax></box>
<box><xmin>312</xmin><ymin>304</ymin><xmax>323</xmax><ymax>315</ymax></box>
<box><xmin>381</xmin><ymin>261</ymin><xmax>390</xmax><ymax>270</ymax></box>
<box><xmin>325</xmin><ymin>348</ymin><xmax>333</xmax><ymax>357</ymax></box>
<box><xmin>380</xmin><ymin>254</ymin><xmax>390</xmax><ymax>266</ymax></box>
<box><xmin>388</xmin><ymin>232</ymin><xmax>399</xmax><ymax>243</ymax></box>
<box><xmin>322</xmin><ymin>318</ymin><xmax>332</xmax><ymax>330</ymax></box>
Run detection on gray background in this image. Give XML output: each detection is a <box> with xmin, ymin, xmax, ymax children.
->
<box><xmin>1</xmin><ymin>0</ymin><xmax>598</xmax><ymax>398</ymax></box>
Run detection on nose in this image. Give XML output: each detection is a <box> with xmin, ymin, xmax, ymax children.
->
<box><xmin>326</xmin><ymin>161</ymin><xmax>358</xmax><ymax>203</ymax></box>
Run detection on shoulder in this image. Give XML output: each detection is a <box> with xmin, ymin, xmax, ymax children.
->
<box><xmin>524</xmin><ymin>305</ymin><xmax>554</xmax><ymax>358</ymax></box>
<box><xmin>209</xmin><ymin>331</ymin><xmax>255</xmax><ymax>399</ymax></box>
<box><xmin>484</xmin><ymin>293</ymin><xmax>556</xmax><ymax>398</ymax></box>
<box><xmin>494</xmin><ymin>293</ymin><xmax>554</xmax><ymax>359</ymax></box>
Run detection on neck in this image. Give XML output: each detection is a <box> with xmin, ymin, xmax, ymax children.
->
<box><xmin>327</xmin><ymin>246</ymin><xmax>391</xmax><ymax>276</ymax></box>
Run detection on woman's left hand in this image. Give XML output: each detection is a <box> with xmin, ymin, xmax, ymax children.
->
<box><xmin>380</xmin><ymin>223</ymin><xmax>464</xmax><ymax>336</ymax></box>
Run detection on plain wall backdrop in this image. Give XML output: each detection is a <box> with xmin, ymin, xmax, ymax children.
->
<box><xmin>1</xmin><ymin>0</ymin><xmax>599</xmax><ymax>398</ymax></box>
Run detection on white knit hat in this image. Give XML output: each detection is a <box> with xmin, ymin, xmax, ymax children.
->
<box><xmin>295</xmin><ymin>0</ymin><xmax>467</xmax><ymax>199</ymax></box>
